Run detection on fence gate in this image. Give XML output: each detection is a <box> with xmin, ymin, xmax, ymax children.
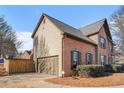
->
<box><xmin>37</xmin><ymin>55</ymin><xmax>59</xmax><ymax>75</ymax></box>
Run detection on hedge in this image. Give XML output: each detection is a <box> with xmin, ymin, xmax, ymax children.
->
<box><xmin>104</xmin><ymin>64</ymin><xmax>123</xmax><ymax>73</ymax></box>
<box><xmin>122</xmin><ymin>64</ymin><xmax>124</xmax><ymax>71</ymax></box>
<box><xmin>77</xmin><ymin>65</ymin><xmax>105</xmax><ymax>77</ymax></box>
<box><xmin>104</xmin><ymin>64</ymin><xmax>113</xmax><ymax>72</ymax></box>
<box><xmin>111</xmin><ymin>64</ymin><xmax>123</xmax><ymax>72</ymax></box>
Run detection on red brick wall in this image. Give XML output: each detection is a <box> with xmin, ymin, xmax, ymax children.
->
<box><xmin>63</xmin><ymin>35</ymin><xmax>97</xmax><ymax>76</ymax></box>
<box><xmin>98</xmin><ymin>25</ymin><xmax>112</xmax><ymax>64</ymax></box>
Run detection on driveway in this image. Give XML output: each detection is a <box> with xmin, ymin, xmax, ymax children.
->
<box><xmin>0</xmin><ymin>73</ymin><xmax>70</xmax><ymax>88</ymax></box>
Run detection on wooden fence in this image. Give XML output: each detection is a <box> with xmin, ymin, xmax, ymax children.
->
<box><xmin>0</xmin><ymin>64</ymin><xmax>4</xmax><ymax>68</ymax></box>
<box><xmin>4</xmin><ymin>59</ymin><xmax>34</xmax><ymax>74</ymax></box>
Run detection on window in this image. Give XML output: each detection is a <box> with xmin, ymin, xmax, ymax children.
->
<box><xmin>112</xmin><ymin>56</ymin><xmax>115</xmax><ymax>63</ymax></box>
<box><xmin>109</xmin><ymin>45</ymin><xmax>113</xmax><ymax>53</ymax></box>
<box><xmin>86</xmin><ymin>53</ymin><xmax>92</xmax><ymax>64</ymax></box>
<box><xmin>100</xmin><ymin>55</ymin><xmax>106</xmax><ymax>65</ymax></box>
<box><xmin>72</xmin><ymin>51</ymin><xmax>78</xmax><ymax>67</ymax></box>
<box><xmin>71</xmin><ymin>50</ymin><xmax>81</xmax><ymax>69</ymax></box>
<box><xmin>108</xmin><ymin>56</ymin><xmax>110</xmax><ymax>64</ymax></box>
<box><xmin>109</xmin><ymin>45</ymin><xmax>111</xmax><ymax>52</ymax></box>
<box><xmin>100</xmin><ymin>37</ymin><xmax>106</xmax><ymax>48</ymax></box>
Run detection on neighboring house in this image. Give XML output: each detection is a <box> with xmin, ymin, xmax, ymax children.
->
<box><xmin>32</xmin><ymin>13</ymin><xmax>114</xmax><ymax>77</ymax></box>
<box><xmin>16</xmin><ymin>50</ymin><xmax>33</xmax><ymax>59</ymax></box>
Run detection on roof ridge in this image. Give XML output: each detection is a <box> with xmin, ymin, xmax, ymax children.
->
<box><xmin>44</xmin><ymin>14</ymin><xmax>97</xmax><ymax>45</ymax></box>
<box><xmin>43</xmin><ymin>13</ymin><xmax>81</xmax><ymax>32</ymax></box>
<box><xmin>33</xmin><ymin>13</ymin><xmax>97</xmax><ymax>45</ymax></box>
<box><xmin>79</xmin><ymin>18</ymin><xmax>106</xmax><ymax>29</ymax></box>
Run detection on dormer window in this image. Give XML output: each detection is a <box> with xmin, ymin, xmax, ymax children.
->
<box><xmin>100</xmin><ymin>36</ymin><xmax>106</xmax><ymax>48</ymax></box>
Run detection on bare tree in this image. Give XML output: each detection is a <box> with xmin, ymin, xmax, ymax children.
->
<box><xmin>110</xmin><ymin>6</ymin><xmax>124</xmax><ymax>54</ymax></box>
<box><xmin>0</xmin><ymin>16</ymin><xmax>22</xmax><ymax>58</ymax></box>
<box><xmin>37</xmin><ymin>36</ymin><xmax>49</xmax><ymax>73</ymax></box>
<box><xmin>39</xmin><ymin>36</ymin><xmax>49</xmax><ymax>57</ymax></box>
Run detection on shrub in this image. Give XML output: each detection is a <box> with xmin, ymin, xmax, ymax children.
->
<box><xmin>111</xmin><ymin>64</ymin><xmax>123</xmax><ymax>73</ymax></box>
<box><xmin>77</xmin><ymin>65</ymin><xmax>105</xmax><ymax>77</ymax></box>
<box><xmin>72</xmin><ymin>68</ymin><xmax>78</xmax><ymax>79</ymax></box>
<box><xmin>122</xmin><ymin>64</ymin><xmax>124</xmax><ymax>71</ymax></box>
<box><xmin>104</xmin><ymin>64</ymin><xmax>113</xmax><ymax>72</ymax></box>
<box><xmin>104</xmin><ymin>64</ymin><xmax>123</xmax><ymax>73</ymax></box>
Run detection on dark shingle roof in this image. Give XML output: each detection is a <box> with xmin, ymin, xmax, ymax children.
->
<box><xmin>79</xmin><ymin>19</ymin><xmax>106</xmax><ymax>36</ymax></box>
<box><xmin>44</xmin><ymin>14</ymin><xmax>97</xmax><ymax>45</ymax></box>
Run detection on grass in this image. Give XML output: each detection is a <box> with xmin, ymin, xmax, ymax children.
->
<box><xmin>47</xmin><ymin>73</ymin><xmax>124</xmax><ymax>87</ymax></box>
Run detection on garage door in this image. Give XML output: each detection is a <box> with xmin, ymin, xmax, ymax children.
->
<box><xmin>37</xmin><ymin>55</ymin><xmax>59</xmax><ymax>75</ymax></box>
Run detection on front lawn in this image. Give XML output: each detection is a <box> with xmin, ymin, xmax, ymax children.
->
<box><xmin>47</xmin><ymin>73</ymin><xmax>124</xmax><ymax>87</ymax></box>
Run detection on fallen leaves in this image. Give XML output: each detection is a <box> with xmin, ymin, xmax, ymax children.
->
<box><xmin>47</xmin><ymin>73</ymin><xmax>124</xmax><ymax>87</ymax></box>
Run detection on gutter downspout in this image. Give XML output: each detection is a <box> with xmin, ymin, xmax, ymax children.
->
<box><xmin>61</xmin><ymin>33</ymin><xmax>65</xmax><ymax>78</ymax></box>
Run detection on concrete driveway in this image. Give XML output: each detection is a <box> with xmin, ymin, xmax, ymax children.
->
<box><xmin>0</xmin><ymin>73</ymin><xmax>70</xmax><ymax>88</ymax></box>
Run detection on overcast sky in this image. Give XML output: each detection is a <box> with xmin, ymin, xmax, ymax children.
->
<box><xmin>0</xmin><ymin>5</ymin><xmax>120</xmax><ymax>52</ymax></box>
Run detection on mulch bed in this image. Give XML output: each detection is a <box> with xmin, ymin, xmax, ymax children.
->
<box><xmin>46</xmin><ymin>73</ymin><xmax>124</xmax><ymax>87</ymax></box>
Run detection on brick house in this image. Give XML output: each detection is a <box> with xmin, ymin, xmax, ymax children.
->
<box><xmin>16</xmin><ymin>50</ymin><xmax>33</xmax><ymax>59</ymax></box>
<box><xmin>32</xmin><ymin>14</ymin><xmax>114</xmax><ymax>77</ymax></box>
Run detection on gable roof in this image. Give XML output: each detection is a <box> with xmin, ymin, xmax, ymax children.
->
<box><xmin>79</xmin><ymin>19</ymin><xmax>106</xmax><ymax>36</ymax></box>
<box><xmin>32</xmin><ymin>13</ymin><xmax>97</xmax><ymax>45</ymax></box>
<box><xmin>79</xmin><ymin>18</ymin><xmax>112</xmax><ymax>40</ymax></box>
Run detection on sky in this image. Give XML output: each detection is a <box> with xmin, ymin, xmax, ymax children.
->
<box><xmin>0</xmin><ymin>5</ymin><xmax>120</xmax><ymax>51</ymax></box>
